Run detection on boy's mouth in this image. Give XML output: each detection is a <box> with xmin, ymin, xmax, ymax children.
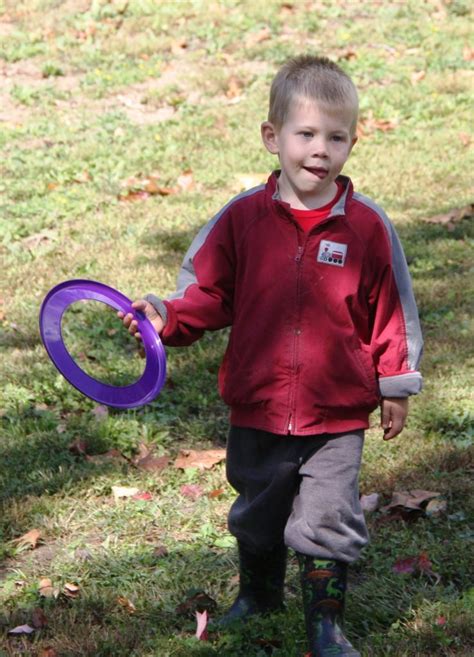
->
<box><xmin>303</xmin><ymin>167</ymin><xmax>328</xmax><ymax>179</ymax></box>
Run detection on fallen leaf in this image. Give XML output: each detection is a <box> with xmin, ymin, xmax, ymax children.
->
<box><xmin>208</xmin><ymin>488</ymin><xmax>225</xmax><ymax>499</ymax></box>
<box><xmin>117</xmin><ymin>595</ymin><xmax>136</xmax><ymax>613</ymax></box>
<box><xmin>177</xmin><ymin>170</ymin><xmax>195</xmax><ymax>192</ymax></box>
<box><xmin>423</xmin><ymin>204</ymin><xmax>473</xmax><ymax>231</ymax></box>
<box><xmin>174</xmin><ymin>448</ymin><xmax>226</xmax><ymax>470</ymax></box>
<box><xmin>73</xmin><ymin>170</ymin><xmax>92</xmax><ymax>184</ymax></box>
<box><xmin>425</xmin><ymin>497</ymin><xmax>447</xmax><ymax>517</ymax></box>
<box><xmin>112</xmin><ymin>485</ymin><xmax>140</xmax><ymax>500</ymax></box>
<box><xmin>381</xmin><ymin>489</ymin><xmax>441</xmax><ymax>513</ymax></box>
<box><xmin>436</xmin><ymin>616</ymin><xmax>447</xmax><ymax>626</ymax></box>
<box><xmin>176</xmin><ymin>591</ymin><xmax>217</xmax><ymax>616</ymax></box>
<box><xmin>68</xmin><ymin>438</ymin><xmax>88</xmax><ymax>456</ymax></box>
<box><xmin>459</xmin><ymin>132</ymin><xmax>471</xmax><ymax>147</ymax></box>
<box><xmin>92</xmin><ymin>404</ymin><xmax>109</xmax><ymax>420</ymax></box>
<box><xmin>246</xmin><ymin>26</ymin><xmax>271</xmax><ymax>47</ymax></box>
<box><xmin>14</xmin><ymin>528</ymin><xmax>42</xmax><ymax>549</ymax></box>
<box><xmin>152</xmin><ymin>545</ymin><xmax>169</xmax><ymax>559</ymax></box>
<box><xmin>38</xmin><ymin>577</ymin><xmax>59</xmax><ymax>598</ymax></box>
<box><xmin>63</xmin><ymin>582</ymin><xmax>80</xmax><ymax>598</ymax></box>
<box><xmin>86</xmin><ymin>449</ymin><xmax>126</xmax><ymax>464</ymax></box>
<box><xmin>360</xmin><ymin>492</ymin><xmax>380</xmax><ymax>513</ymax></box>
<box><xmin>392</xmin><ymin>556</ymin><xmax>417</xmax><ymax>574</ymax></box>
<box><xmin>463</xmin><ymin>46</ymin><xmax>474</xmax><ymax>62</ymax></box>
<box><xmin>118</xmin><ymin>190</ymin><xmax>150</xmax><ymax>202</ymax></box>
<box><xmin>358</xmin><ymin>111</ymin><xmax>397</xmax><ymax>136</ymax></box>
<box><xmin>8</xmin><ymin>624</ymin><xmax>35</xmax><ymax>635</ymax></box>
<box><xmin>132</xmin><ymin>491</ymin><xmax>153</xmax><ymax>501</ymax></box>
<box><xmin>21</xmin><ymin>230</ymin><xmax>56</xmax><ymax>251</ymax></box>
<box><xmin>393</xmin><ymin>552</ymin><xmax>437</xmax><ymax>578</ymax></box>
<box><xmin>235</xmin><ymin>172</ymin><xmax>268</xmax><ymax>190</ymax></box>
<box><xmin>226</xmin><ymin>76</ymin><xmax>243</xmax><ymax>99</ymax></box>
<box><xmin>336</xmin><ymin>48</ymin><xmax>357</xmax><ymax>61</ymax></box>
<box><xmin>39</xmin><ymin>649</ymin><xmax>58</xmax><ymax>657</ymax></box>
<box><xmin>180</xmin><ymin>484</ymin><xmax>203</xmax><ymax>500</ymax></box>
<box><xmin>411</xmin><ymin>70</ymin><xmax>426</xmax><ymax>85</ymax></box>
<box><xmin>31</xmin><ymin>607</ymin><xmax>48</xmax><ymax>628</ymax></box>
<box><xmin>133</xmin><ymin>442</ymin><xmax>170</xmax><ymax>472</ymax></box>
<box><xmin>195</xmin><ymin>610</ymin><xmax>209</xmax><ymax>641</ymax></box>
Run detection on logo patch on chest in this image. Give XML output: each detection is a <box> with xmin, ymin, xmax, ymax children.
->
<box><xmin>317</xmin><ymin>240</ymin><xmax>348</xmax><ymax>267</ymax></box>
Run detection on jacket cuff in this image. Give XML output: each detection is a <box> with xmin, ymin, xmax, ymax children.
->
<box><xmin>379</xmin><ymin>372</ymin><xmax>423</xmax><ymax>397</ymax></box>
<box><xmin>143</xmin><ymin>294</ymin><xmax>168</xmax><ymax>325</ymax></box>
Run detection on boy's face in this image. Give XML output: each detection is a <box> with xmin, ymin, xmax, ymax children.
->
<box><xmin>261</xmin><ymin>96</ymin><xmax>357</xmax><ymax>209</ymax></box>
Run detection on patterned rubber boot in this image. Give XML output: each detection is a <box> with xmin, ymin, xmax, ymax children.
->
<box><xmin>297</xmin><ymin>554</ymin><xmax>360</xmax><ymax>657</ymax></box>
<box><xmin>216</xmin><ymin>541</ymin><xmax>287</xmax><ymax>626</ymax></box>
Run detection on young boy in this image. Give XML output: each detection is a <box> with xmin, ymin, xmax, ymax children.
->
<box><xmin>119</xmin><ymin>55</ymin><xmax>423</xmax><ymax>657</ymax></box>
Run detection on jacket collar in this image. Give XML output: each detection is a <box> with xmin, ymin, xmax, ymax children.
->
<box><xmin>266</xmin><ymin>170</ymin><xmax>353</xmax><ymax>220</ymax></box>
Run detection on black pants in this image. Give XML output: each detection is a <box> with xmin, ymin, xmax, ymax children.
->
<box><xmin>226</xmin><ymin>426</ymin><xmax>369</xmax><ymax>563</ymax></box>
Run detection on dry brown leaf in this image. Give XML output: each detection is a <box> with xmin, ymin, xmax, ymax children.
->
<box><xmin>133</xmin><ymin>442</ymin><xmax>170</xmax><ymax>472</ymax></box>
<box><xmin>73</xmin><ymin>170</ymin><xmax>92</xmax><ymax>184</ymax></box>
<box><xmin>423</xmin><ymin>204</ymin><xmax>473</xmax><ymax>230</ymax></box>
<box><xmin>117</xmin><ymin>595</ymin><xmax>136</xmax><ymax>614</ymax></box>
<box><xmin>38</xmin><ymin>577</ymin><xmax>59</xmax><ymax>598</ymax></box>
<box><xmin>174</xmin><ymin>448</ymin><xmax>226</xmax><ymax>470</ymax></box>
<box><xmin>246</xmin><ymin>26</ymin><xmax>272</xmax><ymax>47</ymax></box>
<box><xmin>63</xmin><ymin>582</ymin><xmax>80</xmax><ymax>598</ymax></box>
<box><xmin>14</xmin><ymin>528</ymin><xmax>42</xmax><ymax>549</ymax></box>
<box><xmin>411</xmin><ymin>70</ymin><xmax>426</xmax><ymax>85</ymax></box>
<box><xmin>69</xmin><ymin>438</ymin><xmax>88</xmax><ymax>456</ymax></box>
<box><xmin>39</xmin><ymin>648</ymin><xmax>58</xmax><ymax>657</ymax></box>
<box><xmin>459</xmin><ymin>132</ymin><xmax>471</xmax><ymax>147</ymax></box>
<box><xmin>208</xmin><ymin>488</ymin><xmax>225</xmax><ymax>499</ymax></box>
<box><xmin>463</xmin><ymin>46</ymin><xmax>474</xmax><ymax>62</ymax></box>
<box><xmin>226</xmin><ymin>76</ymin><xmax>243</xmax><ymax>99</ymax></box>
<box><xmin>235</xmin><ymin>172</ymin><xmax>268</xmax><ymax>190</ymax></box>
<box><xmin>358</xmin><ymin>111</ymin><xmax>397</xmax><ymax>136</ymax></box>
<box><xmin>177</xmin><ymin>170</ymin><xmax>195</xmax><ymax>192</ymax></box>
<box><xmin>31</xmin><ymin>607</ymin><xmax>48</xmax><ymax>628</ymax></box>
<box><xmin>152</xmin><ymin>545</ymin><xmax>169</xmax><ymax>558</ymax></box>
<box><xmin>382</xmin><ymin>489</ymin><xmax>440</xmax><ymax>512</ymax></box>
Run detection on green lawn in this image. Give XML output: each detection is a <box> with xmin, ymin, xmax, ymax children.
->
<box><xmin>0</xmin><ymin>1</ymin><xmax>473</xmax><ymax>655</ymax></box>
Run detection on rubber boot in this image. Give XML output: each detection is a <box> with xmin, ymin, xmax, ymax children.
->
<box><xmin>297</xmin><ymin>554</ymin><xmax>360</xmax><ymax>657</ymax></box>
<box><xmin>217</xmin><ymin>541</ymin><xmax>287</xmax><ymax>626</ymax></box>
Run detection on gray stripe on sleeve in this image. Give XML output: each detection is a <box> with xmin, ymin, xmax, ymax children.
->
<box><xmin>352</xmin><ymin>193</ymin><xmax>423</xmax><ymax>372</ymax></box>
<box><xmin>168</xmin><ymin>184</ymin><xmax>266</xmax><ymax>301</ymax></box>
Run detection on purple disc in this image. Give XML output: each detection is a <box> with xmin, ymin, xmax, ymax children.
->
<box><xmin>39</xmin><ymin>279</ymin><xmax>166</xmax><ymax>408</ymax></box>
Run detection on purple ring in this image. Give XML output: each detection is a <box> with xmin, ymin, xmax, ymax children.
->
<box><xmin>39</xmin><ymin>279</ymin><xmax>166</xmax><ymax>408</ymax></box>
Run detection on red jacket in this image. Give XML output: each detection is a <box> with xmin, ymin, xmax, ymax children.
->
<box><xmin>147</xmin><ymin>172</ymin><xmax>423</xmax><ymax>435</ymax></box>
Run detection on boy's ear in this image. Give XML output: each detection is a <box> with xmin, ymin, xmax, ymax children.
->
<box><xmin>261</xmin><ymin>121</ymin><xmax>280</xmax><ymax>155</ymax></box>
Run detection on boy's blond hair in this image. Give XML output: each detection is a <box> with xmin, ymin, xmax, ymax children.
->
<box><xmin>268</xmin><ymin>55</ymin><xmax>359</xmax><ymax>133</ymax></box>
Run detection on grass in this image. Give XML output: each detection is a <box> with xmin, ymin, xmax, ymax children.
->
<box><xmin>0</xmin><ymin>0</ymin><xmax>473</xmax><ymax>655</ymax></box>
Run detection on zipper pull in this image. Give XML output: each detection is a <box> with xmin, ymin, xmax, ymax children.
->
<box><xmin>295</xmin><ymin>246</ymin><xmax>303</xmax><ymax>262</ymax></box>
<box><xmin>288</xmin><ymin>416</ymin><xmax>293</xmax><ymax>433</ymax></box>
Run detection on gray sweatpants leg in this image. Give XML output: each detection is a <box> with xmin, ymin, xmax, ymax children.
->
<box><xmin>284</xmin><ymin>431</ymin><xmax>369</xmax><ymax>562</ymax></box>
<box><xmin>226</xmin><ymin>427</ymin><xmax>369</xmax><ymax>563</ymax></box>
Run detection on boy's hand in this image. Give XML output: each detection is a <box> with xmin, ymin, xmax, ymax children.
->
<box><xmin>381</xmin><ymin>397</ymin><xmax>409</xmax><ymax>440</ymax></box>
<box><xmin>117</xmin><ymin>299</ymin><xmax>164</xmax><ymax>348</ymax></box>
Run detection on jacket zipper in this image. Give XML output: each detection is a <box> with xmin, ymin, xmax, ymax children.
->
<box><xmin>287</xmin><ymin>239</ymin><xmax>305</xmax><ymax>433</ymax></box>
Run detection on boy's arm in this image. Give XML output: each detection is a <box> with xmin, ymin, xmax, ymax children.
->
<box><xmin>368</xmin><ymin>215</ymin><xmax>423</xmax><ymax>400</ymax></box>
<box><xmin>144</xmin><ymin>206</ymin><xmax>236</xmax><ymax>346</ymax></box>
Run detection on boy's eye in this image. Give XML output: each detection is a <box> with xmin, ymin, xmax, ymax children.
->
<box><xmin>331</xmin><ymin>135</ymin><xmax>346</xmax><ymax>142</ymax></box>
<box><xmin>299</xmin><ymin>131</ymin><xmax>313</xmax><ymax>138</ymax></box>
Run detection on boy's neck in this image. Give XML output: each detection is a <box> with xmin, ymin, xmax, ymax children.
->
<box><xmin>278</xmin><ymin>177</ymin><xmax>339</xmax><ymax>211</ymax></box>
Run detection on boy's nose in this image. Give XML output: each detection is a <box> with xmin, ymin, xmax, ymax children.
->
<box><xmin>311</xmin><ymin>140</ymin><xmax>328</xmax><ymax>158</ymax></box>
